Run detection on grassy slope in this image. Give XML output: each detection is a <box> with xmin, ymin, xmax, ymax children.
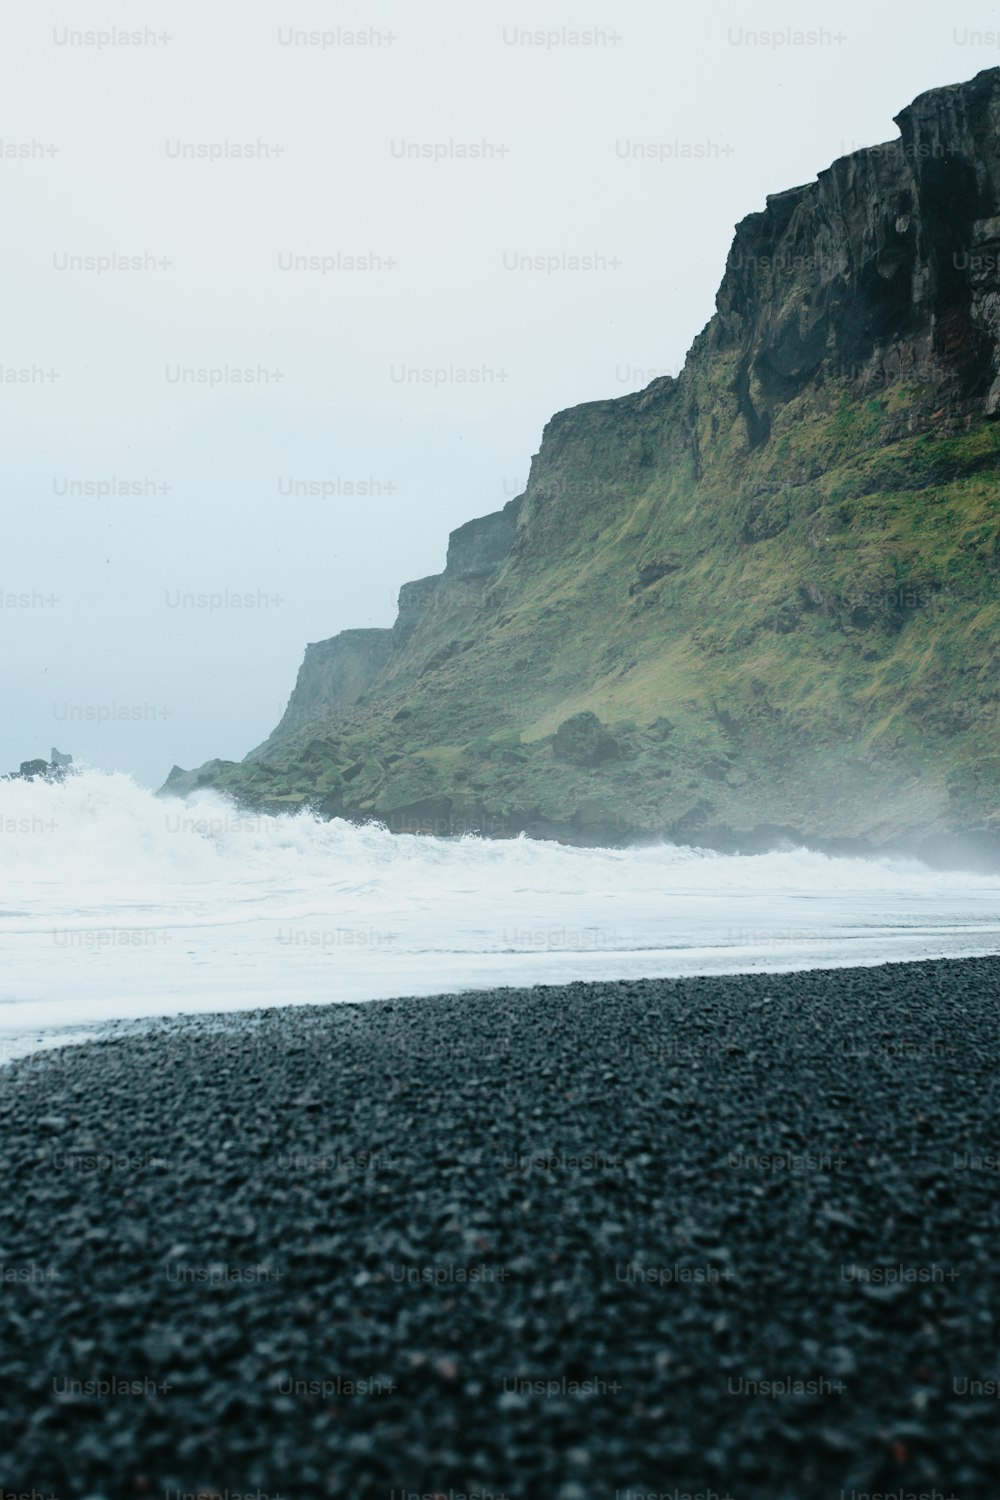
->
<box><xmin>201</xmin><ymin>364</ymin><xmax>1000</xmax><ymax>847</ymax></box>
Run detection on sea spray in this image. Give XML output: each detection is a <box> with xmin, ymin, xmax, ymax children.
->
<box><xmin>1</xmin><ymin>769</ymin><xmax>998</xmax><ymax>1053</ymax></box>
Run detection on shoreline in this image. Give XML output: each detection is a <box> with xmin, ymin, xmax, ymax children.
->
<box><xmin>5</xmin><ymin>938</ymin><xmax>1000</xmax><ymax>1069</ymax></box>
<box><xmin>2</xmin><ymin>955</ymin><xmax>999</xmax><ymax>1495</ymax></box>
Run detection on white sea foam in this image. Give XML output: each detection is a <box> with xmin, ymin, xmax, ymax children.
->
<box><xmin>1</xmin><ymin>768</ymin><xmax>998</xmax><ymax>1060</ymax></box>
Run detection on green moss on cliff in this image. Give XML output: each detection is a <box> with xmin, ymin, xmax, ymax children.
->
<box><xmin>197</xmin><ymin>390</ymin><xmax>998</xmax><ymax>847</ymax></box>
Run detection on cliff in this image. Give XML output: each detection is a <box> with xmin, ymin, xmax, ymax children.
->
<box><xmin>163</xmin><ymin>70</ymin><xmax>1000</xmax><ymax>860</ymax></box>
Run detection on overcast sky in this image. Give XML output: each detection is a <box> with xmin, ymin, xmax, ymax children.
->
<box><xmin>3</xmin><ymin>0</ymin><xmax>998</xmax><ymax>785</ymax></box>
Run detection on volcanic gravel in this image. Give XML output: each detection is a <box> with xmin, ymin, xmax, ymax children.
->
<box><xmin>1</xmin><ymin>958</ymin><xmax>1000</xmax><ymax>1498</ymax></box>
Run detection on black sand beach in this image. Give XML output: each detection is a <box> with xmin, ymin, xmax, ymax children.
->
<box><xmin>2</xmin><ymin>957</ymin><xmax>999</xmax><ymax>1498</ymax></box>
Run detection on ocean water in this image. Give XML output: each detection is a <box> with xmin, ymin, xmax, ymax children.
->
<box><xmin>1</xmin><ymin>768</ymin><xmax>998</xmax><ymax>1062</ymax></box>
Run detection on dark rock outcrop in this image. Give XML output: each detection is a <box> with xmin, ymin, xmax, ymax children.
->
<box><xmin>3</xmin><ymin>751</ymin><xmax>74</xmax><ymax>783</ymax></box>
<box><xmin>551</xmin><ymin>712</ymin><xmax>620</xmax><ymax>768</ymax></box>
<box><xmin>18</xmin><ymin>759</ymin><xmax>50</xmax><ymax>780</ymax></box>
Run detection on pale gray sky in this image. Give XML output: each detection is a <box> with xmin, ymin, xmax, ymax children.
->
<box><xmin>4</xmin><ymin>0</ymin><xmax>998</xmax><ymax>784</ymax></box>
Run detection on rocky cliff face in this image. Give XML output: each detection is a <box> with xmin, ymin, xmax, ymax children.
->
<box><xmin>245</xmin><ymin>629</ymin><xmax>393</xmax><ymax>762</ymax></box>
<box><xmin>164</xmin><ymin>70</ymin><xmax>1000</xmax><ymax>861</ymax></box>
<box><xmin>710</xmin><ymin>67</ymin><xmax>1000</xmax><ymax>432</ymax></box>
